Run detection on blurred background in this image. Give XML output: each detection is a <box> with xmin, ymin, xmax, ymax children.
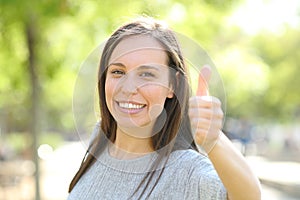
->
<box><xmin>0</xmin><ymin>0</ymin><xmax>299</xmax><ymax>199</ymax></box>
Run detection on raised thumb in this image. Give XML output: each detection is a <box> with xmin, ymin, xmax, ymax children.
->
<box><xmin>196</xmin><ymin>65</ymin><xmax>211</xmax><ymax>96</ymax></box>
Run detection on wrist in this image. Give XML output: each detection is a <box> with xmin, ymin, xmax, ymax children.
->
<box><xmin>196</xmin><ymin>131</ymin><xmax>222</xmax><ymax>156</ymax></box>
<box><xmin>206</xmin><ymin>131</ymin><xmax>222</xmax><ymax>155</ymax></box>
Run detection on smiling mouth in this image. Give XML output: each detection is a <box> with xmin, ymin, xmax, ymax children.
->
<box><xmin>117</xmin><ymin>102</ymin><xmax>146</xmax><ymax>109</ymax></box>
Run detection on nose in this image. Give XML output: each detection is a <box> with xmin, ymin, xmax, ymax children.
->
<box><xmin>119</xmin><ymin>74</ymin><xmax>138</xmax><ymax>95</ymax></box>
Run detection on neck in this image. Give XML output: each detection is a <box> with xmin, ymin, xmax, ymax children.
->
<box><xmin>110</xmin><ymin>126</ymin><xmax>154</xmax><ymax>159</ymax></box>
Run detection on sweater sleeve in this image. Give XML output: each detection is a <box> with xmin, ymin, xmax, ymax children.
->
<box><xmin>185</xmin><ymin>156</ymin><xmax>227</xmax><ymax>200</ymax></box>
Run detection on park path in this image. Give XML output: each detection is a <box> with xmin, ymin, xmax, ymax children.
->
<box><xmin>1</xmin><ymin>142</ymin><xmax>300</xmax><ymax>199</ymax></box>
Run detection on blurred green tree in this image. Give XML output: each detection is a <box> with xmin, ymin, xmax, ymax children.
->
<box><xmin>1</xmin><ymin>0</ymin><xmax>299</xmax><ymax>197</ymax></box>
<box><xmin>253</xmin><ymin>29</ymin><xmax>300</xmax><ymax>121</ymax></box>
<box><xmin>0</xmin><ymin>0</ymin><xmax>243</xmax><ymax>136</ymax></box>
<box><xmin>1</xmin><ymin>0</ymin><xmax>299</xmax><ymax>144</ymax></box>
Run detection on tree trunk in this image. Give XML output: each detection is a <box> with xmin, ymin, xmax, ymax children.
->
<box><xmin>25</xmin><ymin>16</ymin><xmax>41</xmax><ymax>200</ymax></box>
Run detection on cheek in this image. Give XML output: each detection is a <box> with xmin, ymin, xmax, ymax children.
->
<box><xmin>141</xmin><ymin>86</ymin><xmax>170</xmax><ymax>125</ymax></box>
<box><xmin>105</xmin><ymin>79</ymin><xmax>117</xmax><ymax>106</ymax></box>
<box><xmin>142</xmin><ymin>85</ymin><xmax>170</xmax><ymax>105</ymax></box>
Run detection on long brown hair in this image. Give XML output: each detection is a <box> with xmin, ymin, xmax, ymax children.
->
<box><xmin>69</xmin><ymin>17</ymin><xmax>198</xmax><ymax>198</ymax></box>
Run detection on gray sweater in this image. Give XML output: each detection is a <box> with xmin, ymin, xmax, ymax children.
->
<box><xmin>68</xmin><ymin>146</ymin><xmax>227</xmax><ymax>200</ymax></box>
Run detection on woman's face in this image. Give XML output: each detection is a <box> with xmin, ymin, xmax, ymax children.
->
<box><xmin>105</xmin><ymin>35</ymin><xmax>174</xmax><ymax>136</ymax></box>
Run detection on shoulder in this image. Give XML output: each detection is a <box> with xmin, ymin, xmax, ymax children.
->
<box><xmin>169</xmin><ymin>149</ymin><xmax>213</xmax><ymax>170</ymax></box>
<box><xmin>166</xmin><ymin>149</ymin><xmax>219</xmax><ymax>181</ymax></box>
<box><xmin>168</xmin><ymin>149</ymin><xmax>227</xmax><ymax>199</ymax></box>
<box><xmin>173</xmin><ymin>149</ymin><xmax>221</xmax><ymax>181</ymax></box>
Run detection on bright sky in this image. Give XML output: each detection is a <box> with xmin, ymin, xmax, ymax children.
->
<box><xmin>229</xmin><ymin>0</ymin><xmax>300</xmax><ymax>35</ymax></box>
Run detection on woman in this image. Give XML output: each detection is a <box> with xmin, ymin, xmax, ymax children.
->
<box><xmin>68</xmin><ymin>17</ymin><xmax>261</xmax><ymax>199</ymax></box>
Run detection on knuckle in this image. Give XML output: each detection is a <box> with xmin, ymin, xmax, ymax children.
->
<box><xmin>214</xmin><ymin>98</ymin><xmax>221</xmax><ymax>106</ymax></box>
<box><xmin>195</xmin><ymin>130</ymin><xmax>207</xmax><ymax>144</ymax></box>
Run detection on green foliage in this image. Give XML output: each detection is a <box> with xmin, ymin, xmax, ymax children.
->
<box><xmin>39</xmin><ymin>132</ymin><xmax>64</xmax><ymax>149</ymax></box>
<box><xmin>251</xmin><ymin>29</ymin><xmax>300</xmax><ymax>121</ymax></box>
<box><xmin>3</xmin><ymin>131</ymin><xmax>64</xmax><ymax>157</ymax></box>
<box><xmin>0</xmin><ymin>0</ymin><xmax>299</xmax><ymax>142</ymax></box>
<box><xmin>4</xmin><ymin>132</ymin><xmax>30</xmax><ymax>155</ymax></box>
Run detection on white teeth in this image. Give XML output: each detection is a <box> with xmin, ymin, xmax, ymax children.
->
<box><xmin>119</xmin><ymin>102</ymin><xmax>144</xmax><ymax>109</ymax></box>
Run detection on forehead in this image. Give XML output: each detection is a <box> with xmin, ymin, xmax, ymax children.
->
<box><xmin>109</xmin><ymin>35</ymin><xmax>168</xmax><ymax>66</ymax></box>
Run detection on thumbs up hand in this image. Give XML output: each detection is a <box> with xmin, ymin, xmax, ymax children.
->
<box><xmin>196</xmin><ymin>65</ymin><xmax>211</xmax><ymax>96</ymax></box>
<box><xmin>189</xmin><ymin>65</ymin><xmax>223</xmax><ymax>154</ymax></box>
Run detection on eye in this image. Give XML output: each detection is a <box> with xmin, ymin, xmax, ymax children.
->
<box><xmin>111</xmin><ymin>70</ymin><xmax>124</xmax><ymax>75</ymax></box>
<box><xmin>110</xmin><ymin>69</ymin><xmax>125</xmax><ymax>77</ymax></box>
<box><xmin>140</xmin><ymin>71</ymin><xmax>155</xmax><ymax>78</ymax></box>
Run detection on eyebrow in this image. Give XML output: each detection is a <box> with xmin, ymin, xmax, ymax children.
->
<box><xmin>108</xmin><ymin>62</ymin><xmax>126</xmax><ymax>68</ymax></box>
<box><xmin>137</xmin><ymin>65</ymin><xmax>160</xmax><ymax>71</ymax></box>
<box><xmin>108</xmin><ymin>63</ymin><xmax>161</xmax><ymax>71</ymax></box>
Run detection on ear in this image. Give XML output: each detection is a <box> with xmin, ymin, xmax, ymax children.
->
<box><xmin>167</xmin><ymin>71</ymin><xmax>179</xmax><ymax>99</ymax></box>
<box><xmin>167</xmin><ymin>89</ymin><xmax>174</xmax><ymax>98</ymax></box>
<box><xmin>167</xmin><ymin>83</ymin><xmax>174</xmax><ymax>98</ymax></box>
